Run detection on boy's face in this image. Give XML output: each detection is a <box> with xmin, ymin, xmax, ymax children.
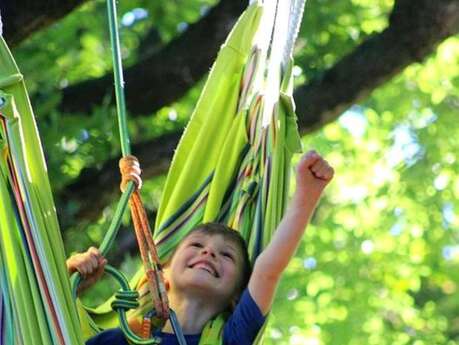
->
<box><xmin>164</xmin><ymin>232</ymin><xmax>244</xmax><ymax>305</ymax></box>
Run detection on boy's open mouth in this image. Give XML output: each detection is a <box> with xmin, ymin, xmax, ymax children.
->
<box><xmin>188</xmin><ymin>261</ymin><xmax>220</xmax><ymax>278</ymax></box>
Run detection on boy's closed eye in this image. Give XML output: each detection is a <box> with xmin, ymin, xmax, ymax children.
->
<box><xmin>221</xmin><ymin>251</ymin><xmax>235</xmax><ymax>261</ymax></box>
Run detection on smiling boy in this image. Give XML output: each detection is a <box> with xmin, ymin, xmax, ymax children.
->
<box><xmin>69</xmin><ymin>150</ymin><xmax>334</xmax><ymax>344</ymax></box>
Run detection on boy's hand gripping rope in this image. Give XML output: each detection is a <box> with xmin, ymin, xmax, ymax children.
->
<box><xmin>119</xmin><ymin>155</ymin><xmax>169</xmax><ymax>322</ymax></box>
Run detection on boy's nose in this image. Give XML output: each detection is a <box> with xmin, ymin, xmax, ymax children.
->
<box><xmin>201</xmin><ymin>247</ymin><xmax>216</xmax><ymax>258</ymax></box>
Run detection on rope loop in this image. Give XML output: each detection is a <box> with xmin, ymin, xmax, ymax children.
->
<box><xmin>119</xmin><ymin>155</ymin><xmax>143</xmax><ymax>192</ymax></box>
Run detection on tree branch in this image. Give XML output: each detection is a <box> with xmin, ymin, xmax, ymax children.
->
<box><xmin>56</xmin><ymin>0</ymin><xmax>458</xmax><ymax>224</ymax></box>
<box><xmin>58</xmin><ymin>131</ymin><xmax>180</xmax><ymax>226</ymax></box>
<box><xmin>295</xmin><ymin>0</ymin><xmax>459</xmax><ymax>133</ymax></box>
<box><xmin>59</xmin><ymin>0</ymin><xmax>245</xmax><ymax>115</ymax></box>
<box><xmin>1</xmin><ymin>0</ymin><xmax>87</xmax><ymax>46</ymax></box>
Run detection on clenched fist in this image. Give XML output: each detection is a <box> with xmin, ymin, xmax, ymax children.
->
<box><xmin>295</xmin><ymin>150</ymin><xmax>334</xmax><ymax>202</ymax></box>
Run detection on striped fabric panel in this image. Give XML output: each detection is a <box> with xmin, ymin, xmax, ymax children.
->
<box><xmin>222</xmin><ymin>90</ymin><xmax>279</xmax><ymax>258</ymax></box>
<box><xmin>0</xmin><ymin>258</ymin><xmax>10</xmax><ymax>345</ymax></box>
<box><xmin>154</xmin><ymin>174</ymin><xmax>213</xmax><ymax>259</ymax></box>
<box><xmin>2</xmin><ymin>35</ymin><xmax>86</xmax><ymax>343</ymax></box>
<box><xmin>0</xmin><ymin>116</ymin><xmax>18</xmax><ymax>345</ymax></box>
<box><xmin>1</xmin><ymin>115</ymin><xmax>64</xmax><ymax>344</ymax></box>
<box><xmin>1</xmin><ymin>107</ymin><xmax>84</xmax><ymax>344</ymax></box>
<box><xmin>155</xmin><ymin>173</ymin><xmax>213</xmax><ymax>238</ymax></box>
<box><xmin>0</xmin><ymin>117</ymin><xmax>27</xmax><ymax>345</ymax></box>
<box><xmin>237</xmin><ymin>47</ymin><xmax>261</xmax><ymax>113</ymax></box>
<box><xmin>0</xmin><ymin>290</ymin><xmax>2</xmax><ymax>345</ymax></box>
<box><xmin>151</xmin><ymin>21</ymin><xmax>271</xmax><ymax>261</ymax></box>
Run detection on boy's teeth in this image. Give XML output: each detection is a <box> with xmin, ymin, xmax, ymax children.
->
<box><xmin>193</xmin><ymin>263</ymin><xmax>217</xmax><ymax>277</ymax></box>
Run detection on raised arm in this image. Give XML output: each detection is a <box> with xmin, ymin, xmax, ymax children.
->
<box><xmin>249</xmin><ymin>151</ymin><xmax>334</xmax><ymax>314</ymax></box>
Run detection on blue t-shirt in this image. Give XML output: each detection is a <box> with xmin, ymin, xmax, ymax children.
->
<box><xmin>86</xmin><ymin>289</ymin><xmax>265</xmax><ymax>345</ymax></box>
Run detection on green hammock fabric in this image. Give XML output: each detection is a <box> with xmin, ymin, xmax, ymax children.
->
<box><xmin>126</xmin><ymin>0</ymin><xmax>302</xmax><ymax>342</ymax></box>
<box><xmin>83</xmin><ymin>1</ymin><xmax>267</xmax><ymax>330</ymax></box>
<box><xmin>0</xmin><ymin>37</ymin><xmax>83</xmax><ymax>344</ymax></box>
<box><xmin>155</xmin><ymin>2</ymin><xmax>267</xmax><ymax>260</ymax></box>
<box><xmin>80</xmin><ymin>3</ymin><xmax>301</xmax><ymax>343</ymax></box>
<box><xmin>0</xmin><ymin>0</ymin><xmax>302</xmax><ymax>343</ymax></box>
<box><xmin>154</xmin><ymin>0</ymin><xmax>301</xmax><ymax>293</ymax></box>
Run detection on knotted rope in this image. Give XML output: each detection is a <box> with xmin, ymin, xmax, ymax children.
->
<box><xmin>119</xmin><ymin>155</ymin><xmax>169</xmax><ymax>322</ymax></box>
<box><xmin>111</xmin><ymin>290</ymin><xmax>140</xmax><ymax>311</ymax></box>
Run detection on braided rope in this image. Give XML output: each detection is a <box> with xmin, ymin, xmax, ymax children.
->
<box><xmin>85</xmin><ymin>1</ymin><xmax>187</xmax><ymax>342</ymax></box>
<box><xmin>282</xmin><ymin>0</ymin><xmax>307</xmax><ymax>67</ymax></box>
<box><xmin>249</xmin><ymin>0</ymin><xmax>306</xmax><ymax>69</ymax></box>
<box><xmin>254</xmin><ymin>0</ymin><xmax>307</xmax><ymax>128</ymax></box>
<box><xmin>119</xmin><ymin>156</ymin><xmax>170</xmax><ymax>322</ymax></box>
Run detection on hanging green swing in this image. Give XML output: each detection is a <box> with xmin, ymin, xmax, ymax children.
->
<box><xmin>0</xmin><ymin>0</ymin><xmax>306</xmax><ymax>344</ymax></box>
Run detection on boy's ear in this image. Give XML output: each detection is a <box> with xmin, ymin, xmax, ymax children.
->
<box><xmin>161</xmin><ymin>261</ymin><xmax>171</xmax><ymax>290</ymax></box>
<box><xmin>164</xmin><ymin>279</ymin><xmax>170</xmax><ymax>291</ymax></box>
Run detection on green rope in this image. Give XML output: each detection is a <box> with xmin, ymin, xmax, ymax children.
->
<box><xmin>71</xmin><ymin>0</ymin><xmax>135</xmax><ymax>298</ymax></box>
<box><xmin>71</xmin><ymin>0</ymin><xmax>138</xmax><ymax>304</ymax></box>
<box><xmin>72</xmin><ymin>266</ymin><xmax>161</xmax><ymax>345</ymax></box>
<box><xmin>108</xmin><ymin>267</ymin><xmax>162</xmax><ymax>345</ymax></box>
<box><xmin>106</xmin><ymin>0</ymin><xmax>130</xmax><ymax>157</ymax></box>
<box><xmin>99</xmin><ymin>182</ymin><xmax>135</xmax><ymax>256</ymax></box>
<box><xmin>73</xmin><ymin>1</ymin><xmax>188</xmax><ymax>344</ymax></box>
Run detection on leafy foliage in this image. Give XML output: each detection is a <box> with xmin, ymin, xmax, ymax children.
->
<box><xmin>269</xmin><ymin>37</ymin><xmax>459</xmax><ymax>344</ymax></box>
<box><xmin>10</xmin><ymin>0</ymin><xmax>459</xmax><ymax>343</ymax></box>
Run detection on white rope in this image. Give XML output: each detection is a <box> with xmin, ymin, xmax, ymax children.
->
<box><xmin>282</xmin><ymin>0</ymin><xmax>307</xmax><ymax>66</ymax></box>
<box><xmin>248</xmin><ymin>0</ymin><xmax>306</xmax><ymax>67</ymax></box>
<box><xmin>246</xmin><ymin>0</ymin><xmax>307</xmax><ymax>126</ymax></box>
<box><xmin>0</xmin><ymin>10</ymin><xmax>3</xmax><ymax>36</ymax></box>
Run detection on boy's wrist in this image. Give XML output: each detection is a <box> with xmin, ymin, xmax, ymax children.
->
<box><xmin>292</xmin><ymin>187</ymin><xmax>322</xmax><ymax>208</ymax></box>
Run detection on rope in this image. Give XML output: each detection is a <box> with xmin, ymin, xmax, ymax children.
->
<box><xmin>105</xmin><ymin>265</ymin><xmax>162</xmax><ymax>345</ymax></box>
<box><xmin>119</xmin><ymin>156</ymin><xmax>169</xmax><ymax>322</ymax></box>
<box><xmin>71</xmin><ymin>2</ymin><xmax>184</xmax><ymax>342</ymax></box>
<box><xmin>111</xmin><ymin>291</ymin><xmax>140</xmax><ymax>313</ymax></box>
<box><xmin>251</xmin><ymin>0</ymin><xmax>306</xmax><ymax>71</ymax></box>
<box><xmin>106</xmin><ymin>0</ymin><xmax>171</xmax><ymax>330</ymax></box>
<box><xmin>106</xmin><ymin>0</ymin><xmax>130</xmax><ymax>156</ymax></box>
<box><xmin>282</xmin><ymin>0</ymin><xmax>306</xmax><ymax>66</ymax></box>
<box><xmin>119</xmin><ymin>155</ymin><xmax>142</xmax><ymax>191</ymax></box>
<box><xmin>255</xmin><ymin>0</ymin><xmax>306</xmax><ymax>128</ymax></box>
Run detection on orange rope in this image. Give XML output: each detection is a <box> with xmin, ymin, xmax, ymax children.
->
<box><xmin>119</xmin><ymin>155</ymin><xmax>169</xmax><ymax>322</ymax></box>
